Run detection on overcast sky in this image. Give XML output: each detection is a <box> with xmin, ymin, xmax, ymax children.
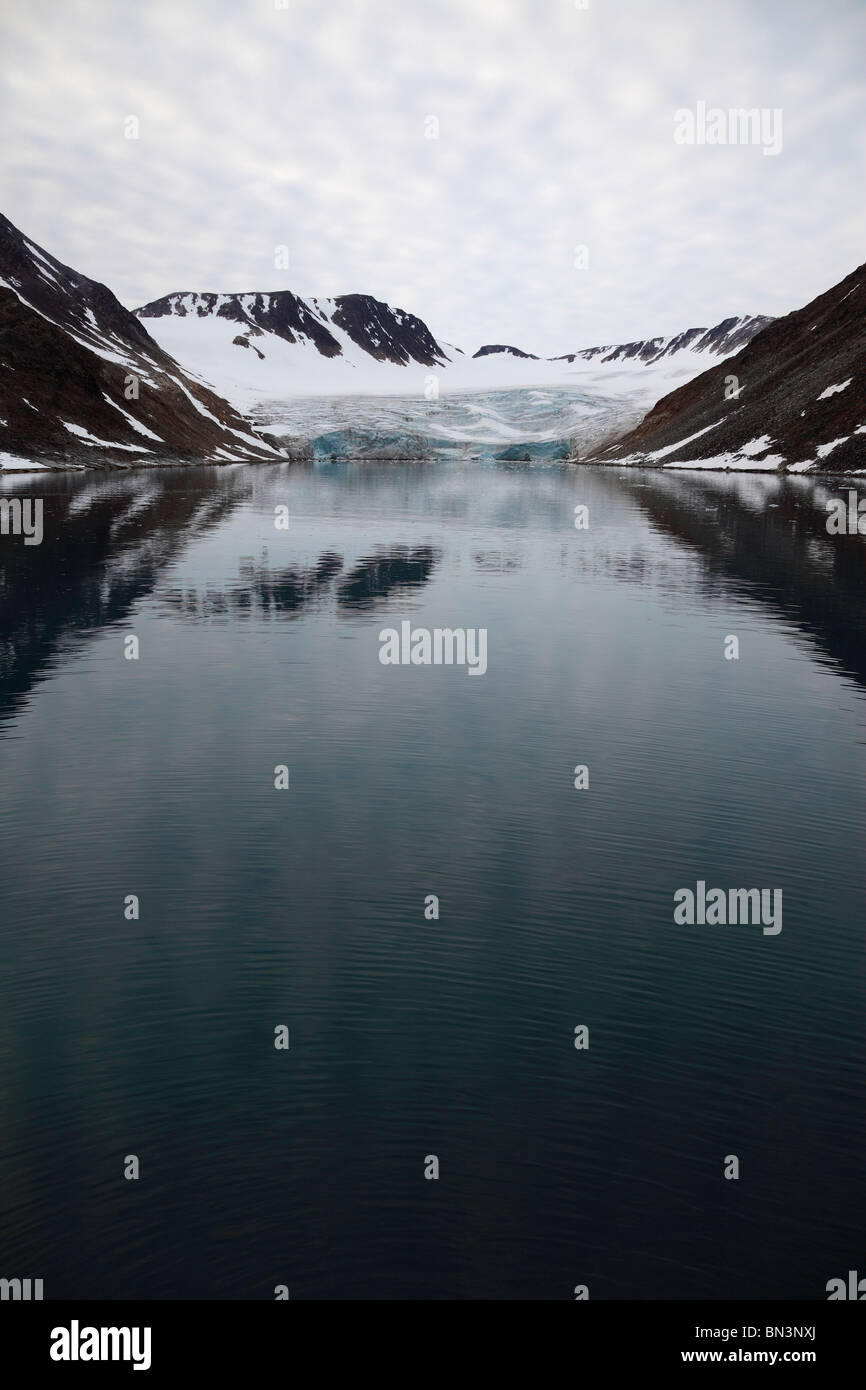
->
<box><xmin>1</xmin><ymin>0</ymin><xmax>864</xmax><ymax>354</ymax></box>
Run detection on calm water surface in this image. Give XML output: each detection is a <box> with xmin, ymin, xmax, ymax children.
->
<box><xmin>1</xmin><ymin>458</ymin><xmax>865</xmax><ymax>1299</ymax></box>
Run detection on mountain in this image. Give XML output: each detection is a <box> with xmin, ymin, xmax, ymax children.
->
<box><xmin>473</xmin><ymin>344</ymin><xmax>539</xmax><ymax>360</ymax></box>
<box><xmin>553</xmin><ymin>315</ymin><xmax>773</xmax><ymax>367</ymax></box>
<box><xmin>135</xmin><ymin>290</ymin><xmax>769</xmax><ymax>412</ymax></box>
<box><xmin>598</xmin><ymin>267</ymin><xmax>866</xmax><ymax>472</ymax></box>
<box><xmin>136</xmin><ymin>290</ymin><xmax>450</xmax><ymax>368</ymax></box>
<box><xmin>0</xmin><ymin>208</ymin><xmax>779</xmax><ymax>468</ymax></box>
<box><xmin>468</xmin><ymin>320</ymin><xmax>771</xmax><ymax>370</ymax></box>
<box><xmin>0</xmin><ymin>214</ymin><xmax>283</xmax><ymax>466</ymax></box>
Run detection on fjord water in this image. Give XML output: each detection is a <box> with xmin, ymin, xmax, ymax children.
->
<box><xmin>1</xmin><ymin>458</ymin><xmax>865</xmax><ymax>1300</ymax></box>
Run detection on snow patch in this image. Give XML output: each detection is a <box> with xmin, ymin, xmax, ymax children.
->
<box><xmin>62</xmin><ymin>421</ymin><xmax>152</xmax><ymax>451</ymax></box>
<box><xmin>647</xmin><ymin>419</ymin><xmax>724</xmax><ymax>460</ymax></box>
<box><xmin>739</xmin><ymin>434</ymin><xmax>777</xmax><ymax>456</ymax></box>
<box><xmin>102</xmin><ymin>394</ymin><xmax>164</xmax><ymax>441</ymax></box>
<box><xmin>816</xmin><ymin>437</ymin><xmax>849</xmax><ymax>458</ymax></box>
<box><xmin>168</xmin><ymin>375</ymin><xmax>224</xmax><ymax>426</ymax></box>
<box><xmin>0</xmin><ymin>450</ymin><xmax>48</xmax><ymax>470</ymax></box>
<box><xmin>817</xmin><ymin>379</ymin><xmax>852</xmax><ymax>400</ymax></box>
<box><xmin>670</xmin><ymin>450</ymin><xmax>787</xmax><ymax>471</ymax></box>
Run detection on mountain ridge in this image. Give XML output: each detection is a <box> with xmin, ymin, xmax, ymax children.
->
<box><xmin>472</xmin><ymin>316</ymin><xmax>773</xmax><ymax>366</ymax></box>
<box><xmin>0</xmin><ymin>214</ymin><xmax>285</xmax><ymax>465</ymax></box>
<box><xmin>597</xmin><ymin>262</ymin><xmax>866</xmax><ymax>472</ymax></box>
<box><xmin>136</xmin><ymin>290</ymin><xmax>450</xmax><ymax>369</ymax></box>
<box><xmin>134</xmin><ymin>288</ymin><xmax>776</xmax><ymax>414</ymax></box>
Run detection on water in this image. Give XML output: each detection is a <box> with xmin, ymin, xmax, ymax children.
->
<box><xmin>1</xmin><ymin>457</ymin><xmax>865</xmax><ymax>1300</ymax></box>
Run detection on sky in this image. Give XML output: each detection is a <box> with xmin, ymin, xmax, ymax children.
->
<box><xmin>1</xmin><ymin>0</ymin><xmax>864</xmax><ymax>355</ymax></box>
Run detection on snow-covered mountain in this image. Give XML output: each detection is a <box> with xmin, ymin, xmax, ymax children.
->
<box><xmin>134</xmin><ymin>289</ymin><xmax>451</xmax><ymax>400</ymax></box>
<box><xmin>135</xmin><ymin>289</ymin><xmax>772</xmax><ymax>413</ymax></box>
<box><xmin>0</xmin><ymin>214</ymin><xmax>284</xmax><ymax>466</ymax></box>
<box><xmin>465</xmin><ymin>318</ymin><xmax>770</xmax><ymax>369</ymax></box>
<box><xmin>551</xmin><ymin>315</ymin><xmax>773</xmax><ymax>367</ymax></box>
<box><xmin>598</xmin><ymin>264</ymin><xmax>866</xmax><ymax>472</ymax></box>
<box><xmin>0</xmin><ymin>207</ymin><xmax>785</xmax><ymax>470</ymax></box>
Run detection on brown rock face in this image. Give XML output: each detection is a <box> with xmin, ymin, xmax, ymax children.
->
<box><xmin>0</xmin><ymin>213</ymin><xmax>284</xmax><ymax>465</ymax></box>
<box><xmin>600</xmin><ymin>265</ymin><xmax>866</xmax><ymax>472</ymax></box>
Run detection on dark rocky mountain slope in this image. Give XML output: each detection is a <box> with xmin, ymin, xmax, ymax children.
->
<box><xmin>0</xmin><ymin>214</ymin><xmax>283</xmax><ymax>465</ymax></box>
<box><xmin>598</xmin><ymin>266</ymin><xmax>866</xmax><ymax>472</ymax></box>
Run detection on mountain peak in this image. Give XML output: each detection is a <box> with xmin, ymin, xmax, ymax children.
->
<box><xmin>135</xmin><ymin>289</ymin><xmax>451</xmax><ymax>369</ymax></box>
<box><xmin>473</xmin><ymin>344</ymin><xmax>540</xmax><ymax>360</ymax></box>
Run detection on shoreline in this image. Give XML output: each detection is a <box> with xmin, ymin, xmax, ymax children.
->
<box><xmin>1</xmin><ymin>449</ymin><xmax>864</xmax><ymax>480</ymax></box>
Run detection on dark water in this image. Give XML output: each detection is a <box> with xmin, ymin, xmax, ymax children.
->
<box><xmin>1</xmin><ymin>459</ymin><xmax>865</xmax><ymax>1300</ymax></box>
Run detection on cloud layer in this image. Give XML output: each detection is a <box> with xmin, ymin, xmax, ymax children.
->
<box><xmin>2</xmin><ymin>0</ymin><xmax>864</xmax><ymax>353</ymax></box>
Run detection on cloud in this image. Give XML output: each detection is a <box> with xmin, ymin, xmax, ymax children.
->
<box><xmin>1</xmin><ymin>0</ymin><xmax>864</xmax><ymax>353</ymax></box>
